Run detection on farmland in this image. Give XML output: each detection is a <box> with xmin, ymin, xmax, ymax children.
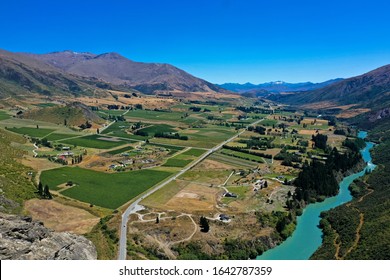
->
<box><xmin>60</xmin><ymin>134</ymin><xmax>130</xmax><ymax>149</ymax></box>
<box><xmin>6</xmin><ymin>127</ymin><xmax>55</xmax><ymax>138</ymax></box>
<box><xmin>40</xmin><ymin>167</ymin><xmax>173</xmax><ymax>209</ymax></box>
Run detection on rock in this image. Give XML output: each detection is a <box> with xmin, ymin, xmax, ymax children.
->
<box><xmin>0</xmin><ymin>213</ymin><xmax>97</xmax><ymax>260</ymax></box>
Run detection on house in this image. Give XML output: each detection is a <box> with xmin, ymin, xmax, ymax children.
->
<box><xmin>62</xmin><ymin>146</ymin><xmax>71</xmax><ymax>151</ymax></box>
<box><xmin>219</xmin><ymin>214</ymin><xmax>231</xmax><ymax>222</ymax></box>
<box><xmin>224</xmin><ymin>192</ymin><xmax>238</xmax><ymax>198</ymax></box>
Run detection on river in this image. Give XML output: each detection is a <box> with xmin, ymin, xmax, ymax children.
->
<box><xmin>257</xmin><ymin>131</ymin><xmax>376</xmax><ymax>260</ymax></box>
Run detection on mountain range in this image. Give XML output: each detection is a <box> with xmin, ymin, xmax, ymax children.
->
<box><xmin>0</xmin><ymin>49</ymin><xmax>226</xmax><ymax>99</ymax></box>
<box><xmin>25</xmin><ymin>51</ymin><xmax>225</xmax><ymax>94</ymax></box>
<box><xmin>268</xmin><ymin>64</ymin><xmax>390</xmax><ymax>111</ymax></box>
<box><xmin>218</xmin><ymin>79</ymin><xmax>343</xmax><ymax>93</ymax></box>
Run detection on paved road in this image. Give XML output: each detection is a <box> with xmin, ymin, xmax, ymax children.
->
<box><xmin>118</xmin><ymin>118</ymin><xmax>262</xmax><ymax>259</ymax></box>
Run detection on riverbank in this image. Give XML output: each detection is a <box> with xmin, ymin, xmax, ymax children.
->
<box><xmin>257</xmin><ymin>131</ymin><xmax>374</xmax><ymax>260</ymax></box>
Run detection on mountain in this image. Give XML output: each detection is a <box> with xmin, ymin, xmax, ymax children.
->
<box><xmin>269</xmin><ymin>65</ymin><xmax>390</xmax><ymax>110</ymax></box>
<box><xmin>27</xmin><ymin>51</ymin><xmax>226</xmax><ymax>94</ymax></box>
<box><xmin>219</xmin><ymin>79</ymin><xmax>343</xmax><ymax>93</ymax></box>
<box><xmin>0</xmin><ymin>49</ymin><xmax>110</xmax><ymax>99</ymax></box>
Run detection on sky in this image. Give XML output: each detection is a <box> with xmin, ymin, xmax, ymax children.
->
<box><xmin>1</xmin><ymin>0</ymin><xmax>390</xmax><ymax>84</ymax></box>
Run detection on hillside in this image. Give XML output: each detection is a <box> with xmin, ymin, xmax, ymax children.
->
<box><xmin>27</xmin><ymin>51</ymin><xmax>227</xmax><ymax>94</ymax></box>
<box><xmin>312</xmin><ymin>118</ymin><xmax>390</xmax><ymax>260</ymax></box>
<box><xmin>20</xmin><ymin>102</ymin><xmax>104</xmax><ymax>127</ymax></box>
<box><xmin>269</xmin><ymin>65</ymin><xmax>390</xmax><ymax>111</ymax></box>
<box><xmin>0</xmin><ymin>49</ymin><xmax>112</xmax><ymax>99</ymax></box>
<box><xmin>219</xmin><ymin>79</ymin><xmax>342</xmax><ymax>93</ymax></box>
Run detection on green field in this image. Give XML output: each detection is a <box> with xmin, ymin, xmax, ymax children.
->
<box><xmin>44</xmin><ymin>133</ymin><xmax>80</xmax><ymax>141</ymax></box>
<box><xmin>101</xmin><ymin>121</ymin><xmax>130</xmax><ymax>134</ymax></box>
<box><xmin>220</xmin><ymin>148</ymin><xmax>265</xmax><ymax>163</ymax></box>
<box><xmin>162</xmin><ymin>158</ymin><xmax>193</xmax><ymax>167</ymax></box>
<box><xmin>137</xmin><ymin>124</ymin><xmax>176</xmax><ymax>136</ymax></box>
<box><xmin>101</xmin><ymin>109</ymin><xmax>127</xmax><ymax>116</ymax></box>
<box><xmin>0</xmin><ymin>111</ymin><xmax>11</xmax><ymax>121</ymax></box>
<box><xmin>106</xmin><ymin>145</ymin><xmax>134</xmax><ymax>155</ymax></box>
<box><xmin>153</xmin><ymin>126</ymin><xmax>236</xmax><ymax>148</ymax></box>
<box><xmin>40</xmin><ymin>167</ymin><xmax>173</xmax><ymax>209</ymax></box>
<box><xmin>126</xmin><ymin>109</ymin><xmax>184</xmax><ymax>121</ymax></box>
<box><xmin>181</xmin><ymin>148</ymin><xmax>206</xmax><ymax>157</ymax></box>
<box><xmin>260</xmin><ymin>119</ymin><xmax>278</xmax><ymax>126</ymax></box>
<box><xmin>60</xmin><ymin>134</ymin><xmax>129</xmax><ymax>149</ymax></box>
<box><xmin>36</xmin><ymin>103</ymin><xmax>58</xmax><ymax>108</ymax></box>
<box><xmin>147</xmin><ymin>143</ymin><xmax>184</xmax><ymax>155</ymax></box>
<box><xmin>6</xmin><ymin>127</ymin><xmax>55</xmax><ymax>138</ymax></box>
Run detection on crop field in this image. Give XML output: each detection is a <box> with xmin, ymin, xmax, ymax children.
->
<box><xmin>208</xmin><ymin>154</ymin><xmax>258</xmax><ymax>169</ymax></box>
<box><xmin>60</xmin><ymin>134</ymin><xmax>130</xmax><ymax>149</ymax></box>
<box><xmin>180</xmin><ymin>148</ymin><xmax>206</xmax><ymax>157</ymax></box>
<box><xmin>162</xmin><ymin>158</ymin><xmax>193</xmax><ymax>167</ymax></box>
<box><xmin>35</xmin><ymin>103</ymin><xmax>58</xmax><ymax>108</ymax></box>
<box><xmin>137</xmin><ymin>124</ymin><xmax>176</xmax><ymax>136</ymax></box>
<box><xmin>101</xmin><ymin>121</ymin><xmax>130</xmax><ymax>134</ymax></box>
<box><xmin>259</xmin><ymin>119</ymin><xmax>278</xmax><ymax>126</ymax></box>
<box><xmin>220</xmin><ymin>148</ymin><xmax>265</xmax><ymax>163</ymax></box>
<box><xmin>40</xmin><ymin>167</ymin><xmax>173</xmax><ymax>209</ymax></box>
<box><xmin>44</xmin><ymin>133</ymin><xmax>80</xmax><ymax>141</ymax></box>
<box><xmin>0</xmin><ymin>111</ymin><xmax>11</xmax><ymax>121</ymax></box>
<box><xmin>125</xmin><ymin>110</ymin><xmax>185</xmax><ymax>121</ymax></box>
<box><xmin>106</xmin><ymin>145</ymin><xmax>134</xmax><ymax>155</ymax></box>
<box><xmin>153</xmin><ymin>126</ymin><xmax>236</xmax><ymax>148</ymax></box>
<box><xmin>6</xmin><ymin>127</ymin><xmax>55</xmax><ymax>138</ymax></box>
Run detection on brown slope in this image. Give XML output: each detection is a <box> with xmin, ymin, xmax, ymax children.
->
<box><xmin>270</xmin><ymin>64</ymin><xmax>390</xmax><ymax>110</ymax></box>
<box><xmin>29</xmin><ymin>51</ymin><xmax>227</xmax><ymax>94</ymax></box>
<box><xmin>0</xmin><ymin>49</ymin><xmax>112</xmax><ymax>98</ymax></box>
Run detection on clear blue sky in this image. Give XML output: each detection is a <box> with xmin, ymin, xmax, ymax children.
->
<box><xmin>1</xmin><ymin>0</ymin><xmax>390</xmax><ymax>84</ymax></box>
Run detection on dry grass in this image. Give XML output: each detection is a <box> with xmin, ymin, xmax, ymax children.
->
<box><xmin>24</xmin><ymin>199</ymin><xmax>100</xmax><ymax>234</ymax></box>
<box><xmin>165</xmin><ymin>182</ymin><xmax>222</xmax><ymax>213</ymax></box>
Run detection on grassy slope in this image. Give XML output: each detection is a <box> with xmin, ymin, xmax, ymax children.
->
<box><xmin>0</xmin><ymin>128</ymin><xmax>37</xmax><ymax>213</ymax></box>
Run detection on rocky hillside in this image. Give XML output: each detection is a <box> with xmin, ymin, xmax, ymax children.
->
<box><xmin>28</xmin><ymin>51</ymin><xmax>227</xmax><ymax>94</ymax></box>
<box><xmin>0</xmin><ymin>214</ymin><xmax>97</xmax><ymax>260</ymax></box>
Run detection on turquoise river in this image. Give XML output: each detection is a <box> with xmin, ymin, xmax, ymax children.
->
<box><xmin>257</xmin><ymin>131</ymin><xmax>376</xmax><ymax>260</ymax></box>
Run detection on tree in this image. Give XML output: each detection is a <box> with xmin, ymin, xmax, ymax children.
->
<box><xmin>64</xmin><ymin>119</ymin><xmax>67</xmax><ymax>126</ymax></box>
<box><xmin>38</xmin><ymin>181</ymin><xmax>43</xmax><ymax>196</ymax></box>
<box><xmin>199</xmin><ymin>216</ymin><xmax>210</xmax><ymax>233</ymax></box>
<box><xmin>43</xmin><ymin>185</ymin><xmax>52</xmax><ymax>199</ymax></box>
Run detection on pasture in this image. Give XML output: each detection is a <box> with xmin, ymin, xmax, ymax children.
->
<box><xmin>60</xmin><ymin>134</ymin><xmax>129</xmax><ymax>149</ymax></box>
<box><xmin>40</xmin><ymin>167</ymin><xmax>173</xmax><ymax>209</ymax></box>
<box><xmin>6</xmin><ymin>127</ymin><xmax>55</xmax><ymax>138</ymax></box>
<box><xmin>0</xmin><ymin>110</ymin><xmax>11</xmax><ymax>121</ymax></box>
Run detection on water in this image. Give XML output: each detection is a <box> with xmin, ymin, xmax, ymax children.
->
<box><xmin>257</xmin><ymin>131</ymin><xmax>376</xmax><ymax>260</ymax></box>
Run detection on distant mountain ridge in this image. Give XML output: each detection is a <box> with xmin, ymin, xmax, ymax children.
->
<box><xmin>219</xmin><ymin>79</ymin><xmax>343</xmax><ymax>93</ymax></box>
<box><xmin>26</xmin><ymin>51</ymin><xmax>227</xmax><ymax>94</ymax></box>
<box><xmin>268</xmin><ymin>64</ymin><xmax>390</xmax><ymax>111</ymax></box>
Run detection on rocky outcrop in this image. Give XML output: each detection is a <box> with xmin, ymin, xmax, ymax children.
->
<box><xmin>0</xmin><ymin>213</ymin><xmax>97</xmax><ymax>260</ymax></box>
<box><xmin>368</xmin><ymin>107</ymin><xmax>390</xmax><ymax>122</ymax></box>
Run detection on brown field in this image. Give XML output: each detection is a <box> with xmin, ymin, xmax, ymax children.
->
<box><xmin>165</xmin><ymin>183</ymin><xmax>222</xmax><ymax>213</ymax></box>
<box><xmin>299</xmin><ymin>129</ymin><xmax>319</xmax><ymax>135</ymax></box>
<box><xmin>301</xmin><ymin>118</ymin><xmax>329</xmax><ymax>125</ymax></box>
<box><xmin>24</xmin><ymin>199</ymin><xmax>100</xmax><ymax>234</ymax></box>
<box><xmin>193</xmin><ymin>159</ymin><xmax>236</xmax><ymax>171</ymax></box>
<box><xmin>336</xmin><ymin>108</ymin><xmax>371</xmax><ymax>118</ymax></box>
